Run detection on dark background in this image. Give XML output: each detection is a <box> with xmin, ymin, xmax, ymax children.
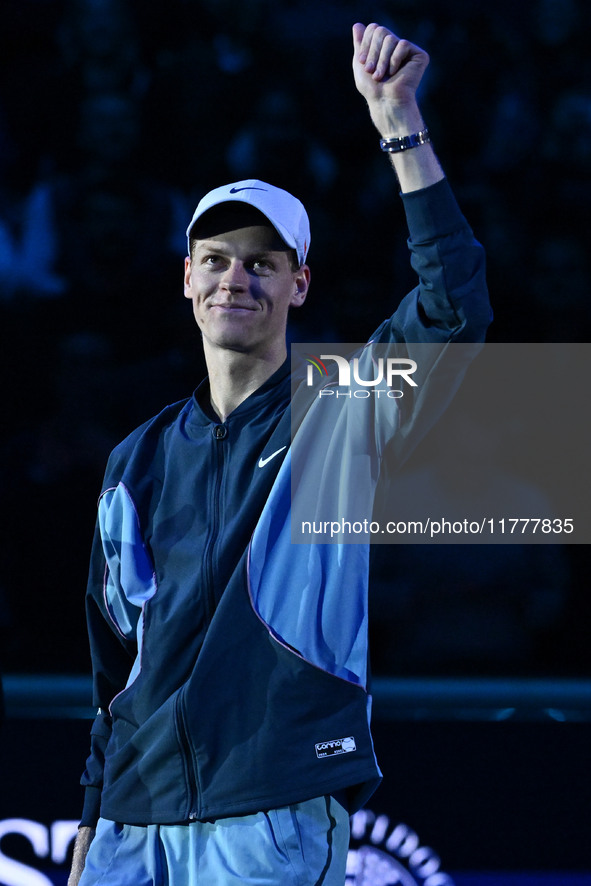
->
<box><xmin>0</xmin><ymin>0</ymin><xmax>589</xmax><ymax>678</ymax></box>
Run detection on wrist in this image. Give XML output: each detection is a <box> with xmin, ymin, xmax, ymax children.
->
<box><xmin>369</xmin><ymin>98</ymin><xmax>425</xmax><ymax>139</ymax></box>
<box><xmin>380</xmin><ymin>129</ymin><xmax>431</xmax><ymax>153</ymax></box>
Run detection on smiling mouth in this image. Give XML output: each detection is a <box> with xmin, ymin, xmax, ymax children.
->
<box><xmin>211</xmin><ymin>303</ymin><xmax>258</xmax><ymax>312</ymax></box>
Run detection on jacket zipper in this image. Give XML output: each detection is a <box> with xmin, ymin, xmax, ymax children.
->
<box><xmin>176</xmin><ymin>689</ymin><xmax>199</xmax><ymax>820</ymax></box>
<box><xmin>204</xmin><ymin>424</ymin><xmax>227</xmax><ymax>620</ymax></box>
<box><xmin>176</xmin><ymin>424</ymin><xmax>226</xmax><ymax>819</ymax></box>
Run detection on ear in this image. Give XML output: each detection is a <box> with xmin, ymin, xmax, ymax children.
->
<box><xmin>290</xmin><ymin>264</ymin><xmax>311</xmax><ymax>308</ymax></box>
<box><xmin>183</xmin><ymin>256</ymin><xmax>193</xmax><ymax>299</ymax></box>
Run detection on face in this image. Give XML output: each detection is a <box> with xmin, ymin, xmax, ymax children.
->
<box><xmin>184</xmin><ymin>223</ymin><xmax>310</xmax><ymax>362</ymax></box>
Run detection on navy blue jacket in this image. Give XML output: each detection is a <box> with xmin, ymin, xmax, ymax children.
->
<box><xmin>80</xmin><ymin>178</ymin><xmax>491</xmax><ymax>827</ymax></box>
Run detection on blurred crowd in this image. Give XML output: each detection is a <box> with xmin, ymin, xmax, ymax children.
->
<box><xmin>0</xmin><ymin>0</ymin><xmax>589</xmax><ymax>676</ymax></box>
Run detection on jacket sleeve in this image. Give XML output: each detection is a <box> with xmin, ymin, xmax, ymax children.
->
<box><xmin>79</xmin><ymin>468</ymin><xmax>140</xmax><ymax>828</ymax></box>
<box><xmin>371</xmin><ymin>177</ymin><xmax>492</xmax><ymax>462</ymax></box>
<box><xmin>375</xmin><ymin>176</ymin><xmax>492</xmax><ymax>345</ymax></box>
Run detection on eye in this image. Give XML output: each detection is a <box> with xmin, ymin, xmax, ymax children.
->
<box><xmin>203</xmin><ymin>254</ymin><xmax>224</xmax><ymax>268</ymax></box>
<box><xmin>251</xmin><ymin>258</ymin><xmax>272</xmax><ymax>273</ymax></box>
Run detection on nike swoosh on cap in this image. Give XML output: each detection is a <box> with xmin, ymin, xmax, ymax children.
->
<box><xmin>229</xmin><ymin>186</ymin><xmax>268</xmax><ymax>194</ymax></box>
<box><xmin>258</xmin><ymin>446</ymin><xmax>287</xmax><ymax>468</ymax></box>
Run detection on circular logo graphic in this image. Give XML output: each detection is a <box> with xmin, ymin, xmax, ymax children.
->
<box><xmin>347</xmin><ymin>810</ymin><xmax>455</xmax><ymax>886</ymax></box>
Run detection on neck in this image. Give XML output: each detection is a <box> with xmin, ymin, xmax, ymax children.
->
<box><xmin>204</xmin><ymin>343</ymin><xmax>287</xmax><ymax>422</ymax></box>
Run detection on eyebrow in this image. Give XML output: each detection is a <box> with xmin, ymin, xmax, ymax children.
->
<box><xmin>195</xmin><ymin>241</ymin><xmax>283</xmax><ymax>261</ymax></box>
<box><xmin>194</xmin><ymin>240</ymin><xmax>232</xmax><ymax>254</ymax></box>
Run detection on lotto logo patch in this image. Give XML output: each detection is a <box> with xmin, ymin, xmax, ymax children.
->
<box><xmin>315</xmin><ymin>736</ymin><xmax>357</xmax><ymax>758</ymax></box>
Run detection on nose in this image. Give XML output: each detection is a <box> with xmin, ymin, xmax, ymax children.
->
<box><xmin>220</xmin><ymin>260</ymin><xmax>249</xmax><ymax>291</ymax></box>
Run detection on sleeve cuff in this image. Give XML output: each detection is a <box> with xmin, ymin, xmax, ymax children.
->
<box><xmin>400</xmin><ymin>178</ymin><xmax>468</xmax><ymax>244</ymax></box>
<box><xmin>80</xmin><ymin>785</ymin><xmax>102</xmax><ymax>828</ymax></box>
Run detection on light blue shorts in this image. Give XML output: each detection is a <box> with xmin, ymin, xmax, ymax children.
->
<box><xmin>79</xmin><ymin>795</ymin><xmax>349</xmax><ymax>886</ymax></box>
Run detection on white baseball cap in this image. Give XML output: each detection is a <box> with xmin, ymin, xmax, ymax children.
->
<box><xmin>186</xmin><ymin>179</ymin><xmax>310</xmax><ymax>266</ymax></box>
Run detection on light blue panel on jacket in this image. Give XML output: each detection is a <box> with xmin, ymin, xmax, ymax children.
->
<box><xmin>99</xmin><ymin>482</ymin><xmax>158</xmax><ymax>641</ymax></box>
<box><xmin>248</xmin><ymin>449</ymin><xmax>371</xmax><ymax>688</ymax></box>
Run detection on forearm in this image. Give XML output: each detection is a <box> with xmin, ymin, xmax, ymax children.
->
<box><xmin>367</xmin><ymin>98</ymin><xmax>444</xmax><ymax>193</ymax></box>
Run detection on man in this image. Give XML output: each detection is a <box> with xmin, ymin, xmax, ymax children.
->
<box><xmin>69</xmin><ymin>22</ymin><xmax>491</xmax><ymax>886</ymax></box>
